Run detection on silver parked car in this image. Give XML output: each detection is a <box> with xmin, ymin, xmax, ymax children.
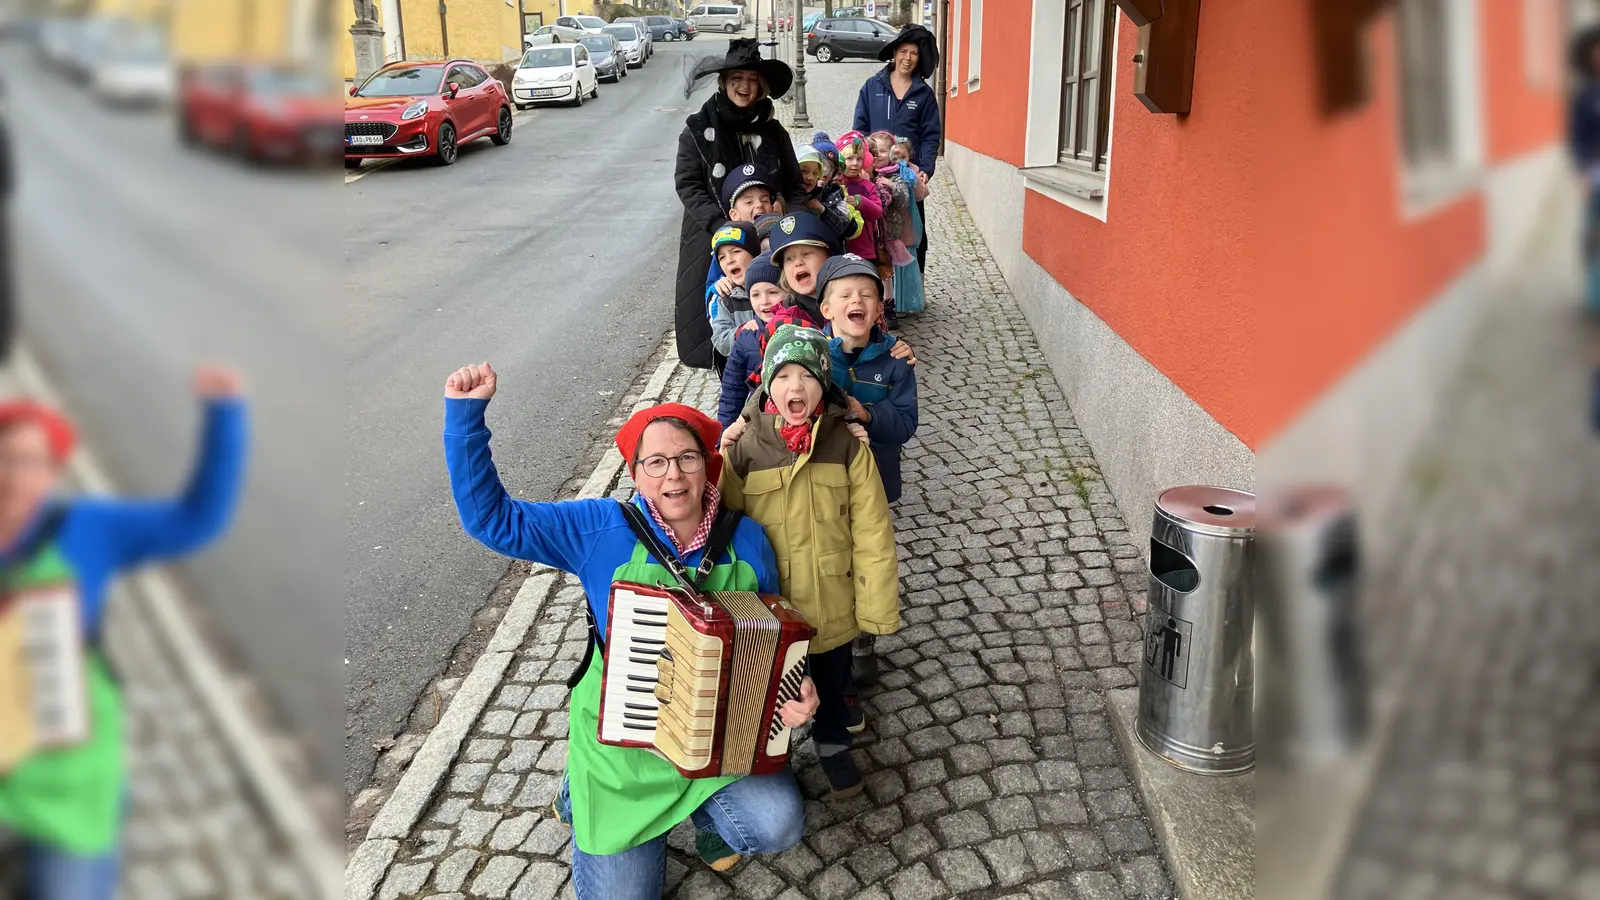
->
<box><xmin>602</xmin><ymin>24</ymin><xmax>646</xmax><ymax>68</ymax></box>
<box><xmin>610</xmin><ymin>18</ymin><xmax>652</xmax><ymax>59</ymax></box>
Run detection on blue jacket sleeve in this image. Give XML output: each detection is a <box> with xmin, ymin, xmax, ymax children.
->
<box><xmin>864</xmin><ymin>361</ymin><xmax>917</xmax><ymax>448</ymax></box>
<box><xmin>718</xmin><ymin>333</ymin><xmax>757</xmax><ymax>427</ymax></box>
<box><xmin>733</xmin><ymin>520</ymin><xmax>780</xmax><ymax>595</ymax></box>
<box><xmin>74</xmin><ymin>398</ymin><xmax>248</xmax><ymax>571</ymax></box>
<box><xmin>444</xmin><ymin>397</ymin><xmax>607</xmax><ymax>572</ymax></box>
<box><xmin>915</xmin><ymin>86</ymin><xmax>941</xmax><ymax>177</ymax></box>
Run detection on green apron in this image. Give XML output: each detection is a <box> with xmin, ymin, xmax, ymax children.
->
<box><xmin>566</xmin><ymin>541</ymin><xmax>761</xmax><ymax>856</ymax></box>
<box><xmin>0</xmin><ymin>544</ymin><xmax>124</xmax><ymax>856</ymax></box>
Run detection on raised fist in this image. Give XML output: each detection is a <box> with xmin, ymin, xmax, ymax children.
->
<box><xmin>445</xmin><ymin>362</ymin><xmax>497</xmax><ymax>400</ymax></box>
<box><xmin>194</xmin><ymin>364</ymin><xmax>245</xmax><ymax>398</ymax></box>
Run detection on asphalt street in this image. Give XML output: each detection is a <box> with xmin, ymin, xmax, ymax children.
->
<box><xmin>344</xmin><ymin>36</ymin><xmax>735</xmax><ymax>795</ymax></box>
<box><xmin>0</xmin><ymin>47</ymin><xmax>345</xmax><ymax>784</ymax></box>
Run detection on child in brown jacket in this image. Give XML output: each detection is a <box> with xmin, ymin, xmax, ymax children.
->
<box><xmin>718</xmin><ymin>324</ymin><xmax>900</xmax><ymax>798</ymax></box>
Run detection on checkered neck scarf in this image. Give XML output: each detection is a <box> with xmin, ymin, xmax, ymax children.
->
<box><xmin>642</xmin><ymin>483</ymin><xmax>722</xmax><ymax>557</ymax></box>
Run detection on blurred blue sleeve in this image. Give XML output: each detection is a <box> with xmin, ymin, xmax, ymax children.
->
<box><xmin>76</xmin><ymin>397</ymin><xmax>248</xmax><ymax>570</ymax></box>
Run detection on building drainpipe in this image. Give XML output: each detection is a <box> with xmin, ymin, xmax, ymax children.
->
<box><xmin>935</xmin><ymin>0</ymin><xmax>947</xmax><ymax>158</ymax></box>
<box><xmin>440</xmin><ymin>0</ymin><xmax>449</xmax><ymax>56</ymax></box>
<box><xmin>395</xmin><ymin>0</ymin><xmax>407</xmax><ymax>59</ymax></box>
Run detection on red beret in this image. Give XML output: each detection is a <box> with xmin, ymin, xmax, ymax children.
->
<box><xmin>614</xmin><ymin>403</ymin><xmax>724</xmax><ymax>485</ymax></box>
<box><xmin>0</xmin><ymin>400</ymin><xmax>75</xmax><ymax>464</ymax></box>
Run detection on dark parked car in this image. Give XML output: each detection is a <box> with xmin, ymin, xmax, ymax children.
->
<box><xmin>673</xmin><ymin>17</ymin><xmax>698</xmax><ymax>39</ymax></box>
<box><xmin>578</xmin><ymin>34</ymin><xmax>627</xmax><ymax>82</ymax></box>
<box><xmin>643</xmin><ymin>15</ymin><xmax>684</xmax><ymax>40</ymax></box>
<box><xmin>806</xmin><ymin>16</ymin><xmax>899</xmax><ymax>62</ymax></box>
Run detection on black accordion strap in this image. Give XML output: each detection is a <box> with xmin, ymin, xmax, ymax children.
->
<box><xmin>567</xmin><ymin>500</ymin><xmax>745</xmax><ymax>691</ymax></box>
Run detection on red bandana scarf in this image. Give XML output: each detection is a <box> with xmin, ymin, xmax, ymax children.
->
<box><xmin>642</xmin><ymin>483</ymin><xmax>722</xmax><ymax>556</ymax></box>
<box><xmin>764</xmin><ymin>398</ymin><xmax>825</xmax><ymax>454</ymax></box>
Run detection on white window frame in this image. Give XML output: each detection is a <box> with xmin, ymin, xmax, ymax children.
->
<box><xmin>1523</xmin><ymin>0</ymin><xmax>1558</xmax><ymax>89</ymax></box>
<box><xmin>966</xmin><ymin>0</ymin><xmax>982</xmax><ymax>90</ymax></box>
<box><xmin>1019</xmin><ymin>0</ymin><xmax>1118</xmax><ymax>222</ymax></box>
<box><xmin>1395</xmin><ymin>0</ymin><xmax>1486</xmax><ymax>218</ymax></box>
<box><xmin>948</xmin><ymin>0</ymin><xmax>963</xmax><ymax>97</ymax></box>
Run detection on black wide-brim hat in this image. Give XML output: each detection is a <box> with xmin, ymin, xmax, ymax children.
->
<box><xmin>877</xmin><ymin>24</ymin><xmax>939</xmax><ymax>79</ymax></box>
<box><xmin>687</xmin><ymin>38</ymin><xmax>794</xmax><ymax>100</ymax></box>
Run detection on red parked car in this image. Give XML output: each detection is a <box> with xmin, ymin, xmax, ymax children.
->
<box><xmin>179</xmin><ymin>63</ymin><xmax>340</xmax><ymax>164</ymax></box>
<box><xmin>345</xmin><ymin>60</ymin><xmax>512</xmax><ymax>169</ymax></box>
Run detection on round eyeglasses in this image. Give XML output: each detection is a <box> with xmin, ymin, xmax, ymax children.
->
<box><xmin>636</xmin><ymin>450</ymin><xmax>705</xmax><ymax>479</ymax></box>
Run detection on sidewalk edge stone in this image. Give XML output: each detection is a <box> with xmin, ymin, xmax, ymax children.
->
<box><xmin>1105</xmin><ymin>688</ymin><xmax>1254</xmax><ymax>900</ymax></box>
<box><xmin>366</xmin><ymin>648</ymin><xmax>517</xmax><ymax>840</ymax></box>
<box><xmin>343</xmin><ymin>837</ymin><xmax>397</xmax><ymax>900</ymax></box>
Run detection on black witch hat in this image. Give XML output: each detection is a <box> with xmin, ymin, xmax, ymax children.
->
<box><xmin>877</xmin><ymin>23</ymin><xmax>939</xmax><ymax>79</ymax></box>
<box><xmin>683</xmin><ymin>37</ymin><xmax>794</xmax><ymax>100</ymax></box>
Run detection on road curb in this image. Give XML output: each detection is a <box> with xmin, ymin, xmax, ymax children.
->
<box><xmin>347</xmin><ymin>343</ymin><xmax>684</xmax><ymax>898</ymax></box>
<box><xmin>7</xmin><ymin>346</ymin><xmax>342</xmax><ymax>900</ymax></box>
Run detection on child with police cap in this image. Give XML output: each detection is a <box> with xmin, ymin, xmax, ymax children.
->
<box><xmin>708</xmin><ymin>221</ymin><xmax>764</xmax><ymax>359</ymax></box>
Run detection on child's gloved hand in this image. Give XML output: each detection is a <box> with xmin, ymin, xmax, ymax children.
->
<box><xmin>889</xmin><ymin>340</ymin><xmax>917</xmax><ymax>366</ymax></box>
<box><xmin>778</xmin><ymin>677</ymin><xmax>819</xmax><ymax>727</ymax></box>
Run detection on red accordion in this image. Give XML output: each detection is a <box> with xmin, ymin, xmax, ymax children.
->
<box><xmin>598</xmin><ymin>582</ymin><xmax>815</xmax><ymax>778</ymax></box>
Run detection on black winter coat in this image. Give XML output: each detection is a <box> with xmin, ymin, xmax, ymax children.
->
<box><xmin>674</xmin><ymin>105</ymin><xmax>805</xmax><ymax>369</ymax></box>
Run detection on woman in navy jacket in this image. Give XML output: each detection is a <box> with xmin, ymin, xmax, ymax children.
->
<box><xmin>853</xmin><ymin>24</ymin><xmax>941</xmax><ymax>274</ymax></box>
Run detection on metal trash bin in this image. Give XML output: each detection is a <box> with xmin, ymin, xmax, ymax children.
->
<box><xmin>1255</xmin><ymin>486</ymin><xmax>1368</xmax><ymax>768</ymax></box>
<box><xmin>1136</xmin><ymin>485</ymin><xmax>1256</xmax><ymax>775</ymax></box>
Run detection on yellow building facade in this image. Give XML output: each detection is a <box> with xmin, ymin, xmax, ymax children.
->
<box><xmin>341</xmin><ymin>0</ymin><xmax>595</xmax><ymax>80</ymax></box>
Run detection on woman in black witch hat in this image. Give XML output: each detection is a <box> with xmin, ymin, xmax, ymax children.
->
<box><xmin>674</xmin><ymin>39</ymin><xmax>807</xmax><ymax>370</ymax></box>
<box><xmin>853</xmin><ymin>23</ymin><xmax>941</xmax><ymax>277</ymax></box>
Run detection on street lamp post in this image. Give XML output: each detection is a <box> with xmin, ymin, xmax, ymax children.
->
<box><xmin>791</xmin><ymin>0</ymin><xmax>810</xmax><ymax>128</ymax></box>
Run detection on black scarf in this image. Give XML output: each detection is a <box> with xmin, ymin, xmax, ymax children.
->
<box><xmin>688</xmin><ymin>92</ymin><xmax>776</xmax><ymax>204</ymax></box>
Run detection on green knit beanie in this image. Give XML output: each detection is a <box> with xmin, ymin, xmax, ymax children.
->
<box><xmin>761</xmin><ymin>324</ymin><xmax>833</xmax><ymax>393</ymax></box>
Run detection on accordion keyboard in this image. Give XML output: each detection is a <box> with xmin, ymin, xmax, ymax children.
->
<box><xmin>764</xmin><ymin>640</ymin><xmax>809</xmax><ymax>756</ymax></box>
<box><xmin>597</xmin><ymin>584</ymin><xmax>671</xmax><ymax>746</ymax></box>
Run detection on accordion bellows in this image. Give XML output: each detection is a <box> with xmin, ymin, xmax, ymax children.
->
<box><xmin>599</xmin><ymin>582</ymin><xmax>814</xmax><ymax>778</ymax></box>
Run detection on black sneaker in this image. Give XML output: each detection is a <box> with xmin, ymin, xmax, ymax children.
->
<box><xmin>819</xmin><ymin>752</ymin><xmax>863</xmax><ymax>800</ymax></box>
<box><xmin>851</xmin><ymin>635</ymin><xmax>879</xmax><ymax>688</ymax></box>
<box><xmin>885</xmin><ymin>310</ymin><xmax>901</xmax><ymax>331</ymax></box>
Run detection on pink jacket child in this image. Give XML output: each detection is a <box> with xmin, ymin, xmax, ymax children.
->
<box><xmin>836</xmin><ymin>131</ymin><xmax>884</xmax><ymax>262</ymax></box>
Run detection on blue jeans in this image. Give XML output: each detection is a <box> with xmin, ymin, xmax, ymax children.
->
<box><xmin>560</xmin><ymin>770</ymin><xmax>805</xmax><ymax>900</ymax></box>
<box><xmin>23</xmin><ymin>842</ymin><xmax>119</xmax><ymax>900</ymax></box>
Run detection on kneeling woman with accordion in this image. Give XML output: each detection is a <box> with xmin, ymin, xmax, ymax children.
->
<box><xmin>443</xmin><ymin>363</ymin><xmax>819</xmax><ymax>900</ymax></box>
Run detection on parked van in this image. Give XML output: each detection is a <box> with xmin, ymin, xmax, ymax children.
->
<box><xmin>688</xmin><ymin>4</ymin><xmax>745</xmax><ymax>34</ymax></box>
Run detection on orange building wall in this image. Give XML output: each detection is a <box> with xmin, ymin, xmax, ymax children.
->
<box><xmin>943</xmin><ymin>0</ymin><xmax>1029</xmax><ymax>167</ymax></box>
<box><xmin>1482</xmin><ymin>0</ymin><xmax>1564</xmax><ymax>163</ymax></box>
<box><xmin>943</xmin><ymin>0</ymin><xmax>1514</xmax><ymax>449</ymax></box>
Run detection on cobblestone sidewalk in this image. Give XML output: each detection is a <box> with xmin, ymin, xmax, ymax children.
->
<box><xmin>357</xmin><ymin>80</ymin><xmax>1175</xmax><ymax>897</ymax></box>
<box><xmin>1330</xmin><ymin>215</ymin><xmax>1600</xmax><ymax>899</ymax></box>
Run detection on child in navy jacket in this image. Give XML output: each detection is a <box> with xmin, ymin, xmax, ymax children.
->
<box><xmin>718</xmin><ymin>254</ymin><xmax>786</xmax><ymax>427</ymax></box>
<box><xmin>815</xmin><ymin>255</ymin><xmax>917</xmax><ymax>503</ymax></box>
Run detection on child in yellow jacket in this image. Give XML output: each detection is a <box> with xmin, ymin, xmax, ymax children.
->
<box><xmin>719</xmin><ymin>324</ymin><xmax>900</xmax><ymax>799</ymax></box>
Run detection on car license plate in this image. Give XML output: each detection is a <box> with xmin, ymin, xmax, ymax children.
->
<box><xmin>531</xmin><ymin>88</ymin><xmax>556</xmax><ymax>98</ymax></box>
<box><xmin>348</xmin><ymin>135</ymin><xmax>384</xmax><ymax>146</ymax></box>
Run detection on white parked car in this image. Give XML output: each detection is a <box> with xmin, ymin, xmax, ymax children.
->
<box><xmin>610</xmin><ymin>18</ymin><xmax>653</xmax><ymax>59</ymax></box>
<box><xmin>91</xmin><ymin>25</ymin><xmax>174</xmax><ymax>106</ymax></box>
<box><xmin>558</xmin><ymin>15</ymin><xmax>610</xmax><ymax>34</ymax></box>
<box><xmin>602</xmin><ymin>24</ymin><xmax>646</xmax><ymax>67</ymax></box>
<box><xmin>511</xmin><ymin>43</ymin><xmax>598</xmax><ymax>109</ymax></box>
